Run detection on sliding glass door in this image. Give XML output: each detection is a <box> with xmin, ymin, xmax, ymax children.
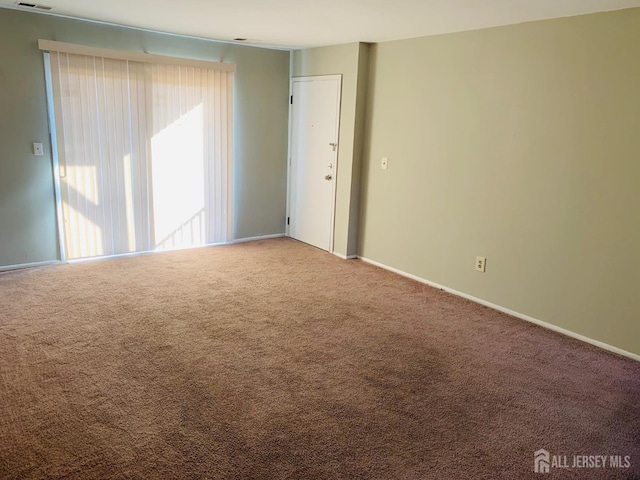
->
<box><xmin>45</xmin><ymin>51</ymin><xmax>232</xmax><ymax>260</ymax></box>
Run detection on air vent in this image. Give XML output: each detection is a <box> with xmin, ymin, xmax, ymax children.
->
<box><xmin>232</xmin><ymin>38</ymin><xmax>263</xmax><ymax>44</ymax></box>
<box><xmin>15</xmin><ymin>1</ymin><xmax>52</xmax><ymax>10</ymax></box>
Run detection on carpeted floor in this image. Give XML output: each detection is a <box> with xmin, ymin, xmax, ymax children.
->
<box><xmin>0</xmin><ymin>238</ymin><xmax>638</xmax><ymax>479</ymax></box>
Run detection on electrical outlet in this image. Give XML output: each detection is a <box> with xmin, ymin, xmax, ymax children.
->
<box><xmin>475</xmin><ymin>256</ymin><xmax>486</xmax><ymax>273</ymax></box>
<box><xmin>381</xmin><ymin>157</ymin><xmax>388</xmax><ymax>170</ymax></box>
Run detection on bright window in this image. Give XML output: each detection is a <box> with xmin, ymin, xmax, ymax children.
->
<box><xmin>45</xmin><ymin>49</ymin><xmax>233</xmax><ymax>260</ymax></box>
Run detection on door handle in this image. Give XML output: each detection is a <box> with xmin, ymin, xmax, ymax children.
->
<box><xmin>325</xmin><ymin>174</ymin><xmax>333</xmax><ymax>181</ymax></box>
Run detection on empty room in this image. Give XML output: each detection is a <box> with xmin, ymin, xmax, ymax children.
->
<box><xmin>1</xmin><ymin>0</ymin><xmax>639</xmax><ymax>478</ymax></box>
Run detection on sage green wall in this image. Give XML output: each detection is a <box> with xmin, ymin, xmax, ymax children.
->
<box><xmin>348</xmin><ymin>43</ymin><xmax>370</xmax><ymax>256</ymax></box>
<box><xmin>292</xmin><ymin>42</ymin><xmax>368</xmax><ymax>257</ymax></box>
<box><xmin>0</xmin><ymin>8</ymin><xmax>289</xmax><ymax>267</ymax></box>
<box><xmin>359</xmin><ymin>8</ymin><xmax>640</xmax><ymax>355</ymax></box>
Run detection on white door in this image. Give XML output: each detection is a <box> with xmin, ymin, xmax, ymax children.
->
<box><xmin>289</xmin><ymin>75</ymin><xmax>342</xmax><ymax>252</ymax></box>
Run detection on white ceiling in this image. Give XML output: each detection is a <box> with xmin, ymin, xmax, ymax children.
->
<box><xmin>3</xmin><ymin>0</ymin><xmax>640</xmax><ymax>49</ymax></box>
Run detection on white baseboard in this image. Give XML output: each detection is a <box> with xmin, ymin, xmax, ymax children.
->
<box><xmin>232</xmin><ymin>233</ymin><xmax>285</xmax><ymax>244</ymax></box>
<box><xmin>358</xmin><ymin>256</ymin><xmax>640</xmax><ymax>362</ymax></box>
<box><xmin>0</xmin><ymin>259</ymin><xmax>61</xmax><ymax>272</ymax></box>
<box><xmin>333</xmin><ymin>252</ymin><xmax>357</xmax><ymax>260</ymax></box>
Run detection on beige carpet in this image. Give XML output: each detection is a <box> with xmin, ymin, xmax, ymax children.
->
<box><xmin>0</xmin><ymin>238</ymin><xmax>638</xmax><ymax>479</ymax></box>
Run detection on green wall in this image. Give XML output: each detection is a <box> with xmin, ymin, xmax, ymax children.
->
<box><xmin>0</xmin><ymin>8</ymin><xmax>289</xmax><ymax>267</ymax></box>
<box><xmin>359</xmin><ymin>8</ymin><xmax>640</xmax><ymax>355</ymax></box>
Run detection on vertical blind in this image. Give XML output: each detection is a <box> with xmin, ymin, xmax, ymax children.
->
<box><xmin>48</xmin><ymin>51</ymin><xmax>233</xmax><ymax>260</ymax></box>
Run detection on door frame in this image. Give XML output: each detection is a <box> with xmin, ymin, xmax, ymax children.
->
<box><xmin>286</xmin><ymin>74</ymin><xmax>342</xmax><ymax>253</ymax></box>
<box><xmin>43</xmin><ymin>52</ymin><xmax>67</xmax><ymax>262</ymax></box>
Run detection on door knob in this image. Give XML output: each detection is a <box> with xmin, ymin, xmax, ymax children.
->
<box><xmin>325</xmin><ymin>174</ymin><xmax>333</xmax><ymax>181</ymax></box>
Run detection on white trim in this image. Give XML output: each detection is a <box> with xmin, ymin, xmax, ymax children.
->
<box><xmin>42</xmin><ymin>52</ymin><xmax>66</xmax><ymax>262</ymax></box>
<box><xmin>38</xmin><ymin>40</ymin><xmax>236</xmax><ymax>72</ymax></box>
<box><xmin>329</xmin><ymin>74</ymin><xmax>342</xmax><ymax>254</ymax></box>
<box><xmin>226</xmin><ymin>71</ymin><xmax>235</xmax><ymax>241</ymax></box>
<box><xmin>333</xmin><ymin>252</ymin><xmax>357</xmax><ymax>260</ymax></box>
<box><xmin>285</xmin><ymin>54</ymin><xmax>294</xmax><ymax>238</ymax></box>
<box><xmin>0</xmin><ymin>260</ymin><xmax>61</xmax><ymax>272</ymax></box>
<box><xmin>358</xmin><ymin>256</ymin><xmax>640</xmax><ymax>362</ymax></box>
<box><xmin>232</xmin><ymin>234</ymin><xmax>285</xmax><ymax>244</ymax></box>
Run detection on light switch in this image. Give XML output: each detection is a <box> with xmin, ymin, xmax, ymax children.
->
<box><xmin>381</xmin><ymin>157</ymin><xmax>388</xmax><ymax>170</ymax></box>
<box><xmin>33</xmin><ymin>143</ymin><xmax>44</xmax><ymax>156</ymax></box>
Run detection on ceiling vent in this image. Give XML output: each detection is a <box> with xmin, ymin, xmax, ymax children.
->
<box><xmin>15</xmin><ymin>2</ymin><xmax>52</xmax><ymax>10</ymax></box>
